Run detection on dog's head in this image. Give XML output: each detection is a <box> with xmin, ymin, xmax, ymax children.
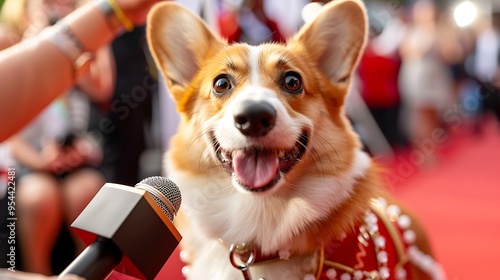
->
<box><xmin>147</xmin><ymin>0</ymin><xmax>369</xmax><ymax>250</ymax></box>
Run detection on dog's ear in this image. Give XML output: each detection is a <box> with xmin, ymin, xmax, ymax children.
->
<box><xmin>289</xmin><ymin>0</ymin><xmax>367</xmax><ymax>85</ymax></box>
<box><xmin>147</xmin><ymin>3</ymin><xmax>225</xmax><ymax>105</ymax></box>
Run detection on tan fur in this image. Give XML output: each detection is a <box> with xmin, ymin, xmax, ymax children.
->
<box><xmin>147</xmin><ymin>1</ymin><xmax>436</xmax><ymax>279</ymax></box>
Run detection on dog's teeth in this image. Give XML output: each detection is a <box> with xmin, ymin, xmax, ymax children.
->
<box><xmin>221</xmin><ymin>150</ymin><xmax>231</xmax><ymax>160</ymax></box>
<box><xmin>278</xmin><ymin>150</ymin><xmax>285</xmax><ymax>159</ymax></box>
<box><xmin>231</xmin><ymin>150</ymin><xmax>238</xmax><ymax>159</ymax></box>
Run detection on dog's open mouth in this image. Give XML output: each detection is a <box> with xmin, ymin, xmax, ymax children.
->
<box><xmin>213</xmin><ymin>132</ymin><xmax>309</xmax><ymax>192</ymax></box>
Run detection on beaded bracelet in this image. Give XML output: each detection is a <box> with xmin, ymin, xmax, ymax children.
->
<box><xmin>100</xmin><ymin>0</ymin><xmax>134</xmax><ymax>32</ymax></box>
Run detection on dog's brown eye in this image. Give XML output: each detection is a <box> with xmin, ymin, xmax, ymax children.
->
<box><xmin>213</xmin><ymin>75</ymin><xmax>233</xmax><ymax>95</ymax></box>
<box><xmin>282</xmin><ymin>72</ymin><xmax>303</xmax><ymax>93</ymax></box>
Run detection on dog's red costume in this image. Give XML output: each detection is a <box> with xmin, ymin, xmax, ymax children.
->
<box><xmin>237</xmin><ymin>198</ymin><xmax>443</xmax><ymax>280</ymax></box>
<box><xmin>314</xmin><ymin>198</ymin><xmax>413</xmax><ymax>280</ymax></box>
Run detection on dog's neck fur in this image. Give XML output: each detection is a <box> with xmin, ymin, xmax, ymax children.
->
<box><xmin>166</xmin><ymin>148</ymin><xmax>378</xmax><ymax>256</ymax></box>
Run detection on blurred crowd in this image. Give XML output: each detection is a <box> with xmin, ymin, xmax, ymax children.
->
<box><xmin>0</xmin><ymin>0</ymin><xmax>499</xmax><ymax>276</ymax></box>
<box><xmin>354</xmin><ymin>0</ymin><xmax>500</xmax><ymax>165</ymax></box>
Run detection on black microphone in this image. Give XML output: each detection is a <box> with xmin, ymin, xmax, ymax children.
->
<box><xmin>58</xmin><ymin>176</ymin><xmax>182</xmax><ymax>280</ymax></box>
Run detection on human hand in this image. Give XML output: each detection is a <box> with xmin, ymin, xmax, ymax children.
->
<box><xmin>73</xmin><ymin>134</ymin><xmax>103</xmax><ymax>166</ymax></box>
<box><xmin>116</xmin><ymin>0</ymin><xmax>168</xmax><ymax>26</ymax></box>
<box><xmin>40</xmin><ymin>139</ymin><xmax>89</xmax><ymax>174</ymax></box>
<box><xmin>40</xmin><ymin>140</ymin><xmax>73</xmax><ymax>173</ymax></box>
<box><xmin>0</xmin><ymin>269</ymin><xmax>84</xmax><ymax>280</ymax></box>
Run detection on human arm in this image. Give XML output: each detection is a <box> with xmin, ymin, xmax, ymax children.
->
<box><xmin>8</xmin><ymin>135</ymin><xmax>53</xmax><ymax>171</ymax></box>
<box><xmin>399</xmin><ymin>27</ymin><xmax>436</xmax><ymax>61</ymax></box>
<box><xmin>8</xmin><ymin>135</ymin><xmax>81</xmax><ymax>173</ymax></box>
<box><xmin>0</xmin><ymin>25</ymin><xmax>21</xmax><ymax>50</ymax></box>
<box><xmin>76</xmin><ymin>46</ymin><xmax>116</xmax><ymax>103</ymax></box>
<box><xmin>8</xmin><ymin>134</ymin><xmax>100</xmax><ymax>173</ymax></box>
<box><xmin>0</xmin><ymin>269</ymin><xmax>84</xmax><ymax>280</ymax></box>
<box><xmin>0</xmin><ymin>0</ymin><xmax>162</xmax><ymax>142</ymax></box>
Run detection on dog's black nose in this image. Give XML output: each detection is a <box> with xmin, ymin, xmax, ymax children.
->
<box><xmin>233</xmin><ymin>100</ymin><xmax>276</xmax><ymax>137</ymax></box>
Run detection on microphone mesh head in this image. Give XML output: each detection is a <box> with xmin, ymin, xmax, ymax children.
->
<box><xmin>136</xmin><ymin>176</ymin><xmax>182</xmax><ymax>222</ymax></box>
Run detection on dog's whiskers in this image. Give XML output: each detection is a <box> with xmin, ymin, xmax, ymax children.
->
<box><xmin>315</xmin><ymin>132</ymin><xmax>342</xmax><ymax>167</ymax></box>
<box><xmin>282</xmin><ymin>180</ymin><xmax>301</xmax><ymax>191</ymax></box>
<box><xmin>307</xmin><ymin>147</ymin><xmax>328</xmax><ymax>180</ymax></box>
<box><xmin>186</xmin><ymin>124</ymin><xmax>224</xmax><ymax>172</ymax></box>
<box><xmin>277</xmin><ymin>53</ymin><xmax>299</xmax><ymax>66</ymax></box>
<box><xmin>187</xmin><ymin>126</ymin><xmax>211</xmax><ymax>152</ymax></box>
<box><xmin>219</xmin><ymin>45</ymin><xmax>237</xmax><ymax>71</ymax></box>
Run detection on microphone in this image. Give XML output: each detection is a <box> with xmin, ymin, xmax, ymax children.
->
<box><xmin>59</xmin><ymin>176</ymin><xmax>182</xmax><ymax>280</ymax></box>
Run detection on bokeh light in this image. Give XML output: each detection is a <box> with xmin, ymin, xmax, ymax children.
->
<box><xmin>454</xmin><ymin>1</ymin><xmax>478</xmax><ymax>27</ymax></box>
<box><xmin>301</xmin><ymin>2</ymin><xmax>323</xmax><ymax>23</ymax></box>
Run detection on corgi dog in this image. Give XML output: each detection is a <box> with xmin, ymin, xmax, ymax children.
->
<box><xmin>147</xmin><ymin>1</ymin><xmax>444</xmax><ymax>279</ymax></box>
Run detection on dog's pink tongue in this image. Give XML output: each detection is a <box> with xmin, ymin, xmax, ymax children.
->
<box><xmin>233</xmin><ymin>150</ymin><xmax>278</xmax><ymax>189</ymax></box>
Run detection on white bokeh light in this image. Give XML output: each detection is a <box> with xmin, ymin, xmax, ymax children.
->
<box><xmin>454</xmin><ymin>1</ymin><xmax>478</xmax><ymax>27</ymax></box>
<box><xmin>301</xmin><ymin>2</ymin><xmax>323</xmax><ymax>23</ymax></box>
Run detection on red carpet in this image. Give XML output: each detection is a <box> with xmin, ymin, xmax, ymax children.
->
<box><xmin>158</xmin><ymin>121</ymin><xmax>500</xmax><ymax>279</ymax></box>
<box><xmin>386</xmin><ymin>121</ymin><xmax>500</xmax><ymax>279</ymax></box>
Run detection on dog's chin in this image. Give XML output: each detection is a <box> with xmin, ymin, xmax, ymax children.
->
<box><xmin>212</xmin><ymin>131</ymin><xmax>309</xmax><ymax>194</ymax></box>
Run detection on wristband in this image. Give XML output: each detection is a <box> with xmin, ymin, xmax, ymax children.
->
<box><xmin>42</xmin><ymin>23</ymin><xmax>94</xmax><ymax>81</ymax></box>
<box><xmin>99</xmin><ymin>0</ymin><xmax>134</xmax><ymax>32</ymax></box>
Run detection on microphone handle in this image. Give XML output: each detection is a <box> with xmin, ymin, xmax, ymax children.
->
<box><xmin>59</xmin><ymin>236</ymin><xmax>123</xmax><ymax>280</ymax></box>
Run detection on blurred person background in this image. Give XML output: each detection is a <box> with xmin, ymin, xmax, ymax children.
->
<box><xmin>356</xmin><ymin>7</ymin><xmax>407</xmax><ymax>153</ymax></box>
<box><xmin>89</xmin><ymin>25</ymin><xmax>161</xmax><ymax>187</ymax></box>
<box><xmin>0</xmin><ymin>0</ymin><xmax>113</xmax><ymax>275</ymax></box>
<box><xmin>398</xmin><ymin>0</ymin><xmax>455</xmax><ymax>166</ymax></box>
<box><xmin>0</xmin><ymin>0</ymin><xmax>161</xmax><ymax>276</ymax></box>
<box><xmin>463</xmin><ymin>1</ymin><xmax>500</xmax><ymax>130</ymax></box>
